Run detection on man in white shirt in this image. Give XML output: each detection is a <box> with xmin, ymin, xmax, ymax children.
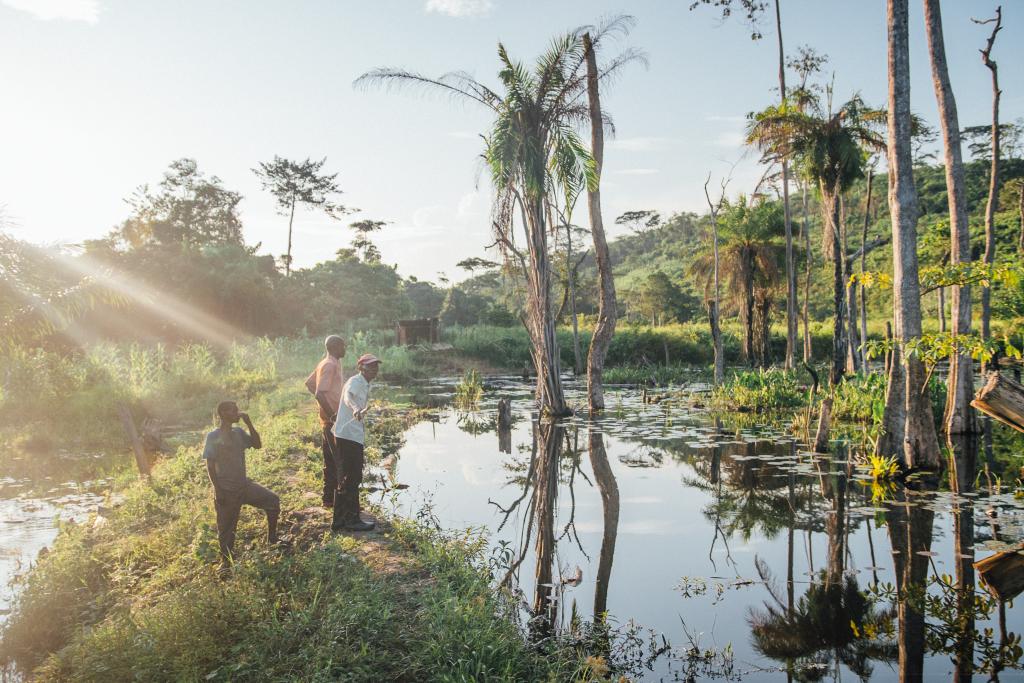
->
<box><xmin>330</xmin><ymin>353</ymin><xmax>380</xmax><ymax>532</ymax></box>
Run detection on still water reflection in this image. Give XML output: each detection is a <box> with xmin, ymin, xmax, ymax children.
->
<box><xmin>389</xmin><ymin>380</ymin><xmax>1024</xmax><ymax>681</ymax></box>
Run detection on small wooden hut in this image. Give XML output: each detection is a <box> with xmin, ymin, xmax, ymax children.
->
<box><xmin>395</xmin><ymin>318</ymin><xmax>439</xmax><ymax>346</ymax></box>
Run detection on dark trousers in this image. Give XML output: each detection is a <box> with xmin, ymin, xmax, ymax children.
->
<box><xmin>332</xmin><ymin>438</ymin><xmax>365</xmax><ymax>529</ymax></box>
<box><xmin>214</xmin><ymin>480</ymin><xmax>280</xmax><ymax>564</ymax></box>
<box><xmin>321</xmin><ymin>425</ymin><xmax>339</xmax><ymax>506</ymax></box>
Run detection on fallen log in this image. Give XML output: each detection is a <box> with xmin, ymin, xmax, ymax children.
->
<box><xmin>971</xmin><ymin>372</ymin><xmax>1024</xmax><ymax>434</ymax></box>
<box><xmin>975</xmin><ymin>544</ymin><xmax>1024</xmax><ymax>602</ymax></box>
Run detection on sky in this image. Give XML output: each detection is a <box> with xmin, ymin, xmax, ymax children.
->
<box><xmin>0</xmin><ymin>0</ymin><xmax>1021</xmax><ymax>282</ymax></box>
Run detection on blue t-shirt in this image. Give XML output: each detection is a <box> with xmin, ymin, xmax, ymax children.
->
<box><xmin>202</xmin><ymin>427</ymin><xmax>252</xmax><ymax>492</ymax></box>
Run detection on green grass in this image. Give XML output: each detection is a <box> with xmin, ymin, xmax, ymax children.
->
<box><xmin>0</xmin><ymin>382</ymin><xmax>594</xmax><ymax>682</ymax></box>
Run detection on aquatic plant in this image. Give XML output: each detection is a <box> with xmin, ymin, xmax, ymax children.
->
<box><xmin>454</xmin><ymin>368</ymin><xmax>484</xmax><ymax>407</ymax></box>
<box><xmin>865</xmin><ymin>454</ymin><xmax>900</xmax><ymax>481</ymax></box>
<box><xmin>710</xmin><ymin>368</ymin><xmax>803</xmax><ymax>412</ymax></box>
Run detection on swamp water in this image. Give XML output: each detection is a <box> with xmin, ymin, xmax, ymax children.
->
<box><xmin>0</xmin><ymin>477</ymin><xmax>106</xmax><ymax>622</ymax></box>
<box><xmin>384</xmin><ymin>377</ymin><xmax>1024</xmax><ymax>681</ymax></box>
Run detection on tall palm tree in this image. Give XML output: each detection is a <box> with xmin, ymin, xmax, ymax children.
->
<box><xmin>357</xmin><ymin>24</ymin><xmax>641</xmax><ymax>415</ymax></box>
<box><xmin>747</xmin><ymin>94</ymin><xmax>885</xmax><ymax>386</ymax></box>
<box><xmin>692</xmin><ymin>197</ymin><xmax>783</xmax><ymax>366</ymax></box>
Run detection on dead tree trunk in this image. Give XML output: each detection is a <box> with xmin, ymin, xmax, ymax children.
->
<box><xmin>583</xmin><ymin>32</ymin><xmax>617</xmax><ymax>414</ymax></box>
<box><xmin>976</xmin><ymin>7</ymin><xmax>1003</xmax><ymax>374</ymax></box>
<box><xmin>971</xmin><ymin>372</ymin><xmax>1024</xmax><ymax>434</ymax></box>
<box><xmin>924</xmin><ymin>0</ymin><xmax>976</xmax><ymax>436</ymax></box>
<box><xmin>883</xmin><ymin>0</ymin><xmax>943</xmax><ymax>469</ymax></box>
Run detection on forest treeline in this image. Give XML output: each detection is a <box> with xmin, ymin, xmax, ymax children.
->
<box><xmin>2</xmin><ymin>142</ymin><xmax>1022</xmax><ymax>354</ymax></box>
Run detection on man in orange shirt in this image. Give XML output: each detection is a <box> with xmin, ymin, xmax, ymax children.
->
<box><xmin>305</xmin><ymin>335</ymin><xmax>346</xmax><ymax>507</ymax></box>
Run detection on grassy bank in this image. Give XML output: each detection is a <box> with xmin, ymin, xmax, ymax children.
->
<box><xmin>0</xmin><ymin>377</ymin><xmax>603</xmax><ymax>681</ymax></box>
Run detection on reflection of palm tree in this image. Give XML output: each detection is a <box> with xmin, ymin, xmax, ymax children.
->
<box><xmin>588</xmin><ymin>427</ymin><xmax>619</xmax><ymax>622</ymax></box>
<box><xmin>531</xmin><ymin>422</ymin><xmax>564</xmax><ymax>636</ymax></box>
<box><xmin>750</xmin><ymin>572</ymin><xmax>896</xmax><ymax>681</ymax></box>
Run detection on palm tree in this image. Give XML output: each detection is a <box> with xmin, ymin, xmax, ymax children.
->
<box><xmin>357</xmin><ymin>23</ymin><xmax>640</xmax><ymax>416</ymax></box>
<box><xmin>747</xmin><ymin>94</ymin><xmax>885</xmax><ymax>386</ymax></box>
<box><xmin>692</xmin><ymin>197</ymin><xmax>783</xmax><ymax>367</ymax></box>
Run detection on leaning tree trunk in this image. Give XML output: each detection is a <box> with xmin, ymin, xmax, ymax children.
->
<box><xmin>883</xmin><ymin>0</ymin><xmax>942</xmax><ymax>470</ymax></box>
<box><xmin>924</xmin><ymin>0</ymin><xmax>976</xmax><ymax>436</ymax></box>
<box><xmin>583</xmin><ymin>32</ymin><xmax>617</xmax><ymax>414</ymax></box>
<box><xmin>822</xmin><ymin>187</ymin><xmax>847</xmax><ymax>387</ymax></box>
<box><xmin>979</xmin><ymin>7</ymin><xmax>1002</xmax><ymax>374</ymax></box>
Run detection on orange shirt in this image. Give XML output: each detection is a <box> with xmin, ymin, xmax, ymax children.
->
<box><xmin>305</xmin><ymin>355</ymin><xmax>343</xmax><ymax>425</ymax></box>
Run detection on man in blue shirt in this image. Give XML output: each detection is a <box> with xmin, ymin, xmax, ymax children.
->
<box><xmin>202</xmin><ymin>401</ymin><xmax>284</xmax><ymax>567</ymax></box>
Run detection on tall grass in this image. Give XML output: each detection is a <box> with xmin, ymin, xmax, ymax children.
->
<box><xmin>0</xmin><ymin>336</ymin><xmax>430</xmax><ymax>455</ymax></box>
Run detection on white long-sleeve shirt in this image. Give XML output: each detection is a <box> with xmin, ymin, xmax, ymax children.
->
<box><xmin>332</xmin><ymin>373</ymin><xmax>370</xmax><ymax>445</ymax></box>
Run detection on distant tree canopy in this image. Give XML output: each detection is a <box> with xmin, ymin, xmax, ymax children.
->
<box><xmin>6</xmin><ymin>150</ymin><xmax>1023</xmax><ymax>351</ymax></box>
<box><xmin>112</xmin><ymin>158</ymin><xmax>244</xmax><ymax>249</ymax></box>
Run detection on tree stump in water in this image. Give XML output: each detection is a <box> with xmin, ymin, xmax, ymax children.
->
<box><xmin>971</xmin><ymin>372</ymin><xmax>1024</xmax><ymax>434</ymax></box>
<box><xmin>496</xmin><ymin>398</ymin><xmax>512</xmax><ymax>431</ymax></box>
<box><xmin>813</xmin><ymin>398</ymin><xmax>833</xmax><ymax>453</ymax></box>
<box><xmin>975</xmin><ymin>544</ymin><xmax>1024</xmax><ymax>602</ymax></box>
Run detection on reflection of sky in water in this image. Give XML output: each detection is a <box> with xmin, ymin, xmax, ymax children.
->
<box><xmin>390</xmin><ymin>382</ymin><xmax>1024</xmax><ymax>681</ymax></box>
<box><xmin>0</xmin><ymin>478</ymin><xmax>105</xmax><ymax>623</ymax></box>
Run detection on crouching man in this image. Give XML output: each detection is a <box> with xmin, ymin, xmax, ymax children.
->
<box><xmin>202</xmin><ymin>401</ymin><xmax>286</xmax><ymax>567</ymax></box>
<box><xmin>330</xmin><ymin>354</ymin><xmax>381</xmax><ymax>532</ymax></box>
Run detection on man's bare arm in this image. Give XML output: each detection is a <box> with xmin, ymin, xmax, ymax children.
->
<box><xmin>239</xmin><ymin>412</ymin><xmax>262</xmax><ymax>449</ymax></box>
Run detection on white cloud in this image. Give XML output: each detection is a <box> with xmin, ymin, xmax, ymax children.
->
<box><xmin>2</xmin><ymin>0</ymin><xmax>100</xmax><ymax>23</ymax></box>
<box><xmin>447</xmin><ymin>130</ymin><xmax>480</xmax><ymax>140</ymax></box>
<box><xmin>606</xmin><ymin>136</ymin><xmax>673</xmax><ymax>152</ymax></box>
<box><xmin>425</xmin><ymin>0</ymin><xmax>493</xmax><ymax>18</ymax></box>
<box><xmin>612</xmin><ymin>168</ymin><xmax>659</xmax><ymax>176</ymax></box>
